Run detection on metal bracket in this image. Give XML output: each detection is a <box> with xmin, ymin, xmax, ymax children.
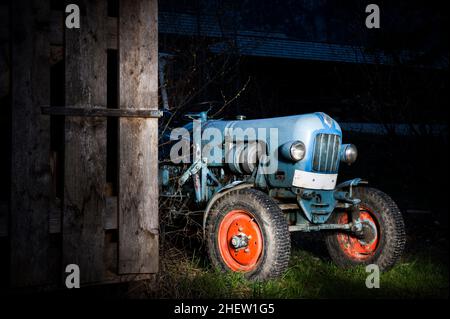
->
<box><xmin>289</xmin><ymin>223</ymin><xmax>352</xmax><ymax>232</ymax></box>
<box><xmin>41</xmin><ymin>106</ymin><xmax>162</xmax><ymax>118</ymax></box>
<box><xmin>178</xmin><ymin>158</ymin><xmax>204</xmax><ymax>186</ymax></box>
<box><xmin>336</xmin><ymin>178</ymin><xmax>368</xmax><ymax>195</ymax></box>
<box><xmin>179</xmin><ymin>157</ymin><xmax>221</xmax><ymax>203</ymax></box>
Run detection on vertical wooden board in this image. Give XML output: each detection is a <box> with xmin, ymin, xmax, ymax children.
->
<box><xmin>118</xmin><ymin>0</ymin><xmax>159</xmax><ymax>274</ymax></box>
<box><xmin>63</xmin><ymin>0</ymin><xmax>108</xmax><ymax>283</ymax></box>
<box><xmin>10</xmin><ymin>0</ymin><xmax>54</xmax><ymax>287</ymax></box>
<box><xmin>0</xmin><ymin>202</ymin><xmax>7</xmax><ymax>237</ymax></box>
<box><xmin>0</xmin><ymin>4</ymin><xmax>9</xmax><ymax>99</ymax></box>
<box><xmin>0</xmin><ymin>4</ymin><xmax>9</xmax><ymax>238</ymax></box>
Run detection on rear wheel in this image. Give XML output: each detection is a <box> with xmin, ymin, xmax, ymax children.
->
<box><xmin>325</xmin><ymin>187</ymin><xmax>406</xmax><ymax>271</ymax></box>
<box><xmin>205</xmin><ymin>188</ymin><xmax>290</xmax><ymax>280</ymax></box>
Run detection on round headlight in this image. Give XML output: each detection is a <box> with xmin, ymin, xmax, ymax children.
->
<box><xmin>290</xmin><ymin>141</ymin><xmax>306</xmax><ymax>161</ymax></box>
<box><xmin>342</xmin><ymin>144</ymin><xmax>358</xmax><ymax>164</ymax></box>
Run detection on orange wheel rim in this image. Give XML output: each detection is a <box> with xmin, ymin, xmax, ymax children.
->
<box><xmin>336</xmin><ymin>207</ymin><xmax>379</xmax><ymax>261</ymax></box>
<box><xmin>217</xmin><ymin>209</ymin><xmax>263</xmax><ymax>272</ymax></box>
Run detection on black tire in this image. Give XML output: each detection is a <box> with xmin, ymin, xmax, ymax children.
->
<box><xmin>325</xmin><ymin>187</ymin><xmax>406</xmax><ymax>271</ymax></box>
<box><xmin>205</xmin><ymin>188</ymin><xmax>291</xmax><ymax>280</ymax></box>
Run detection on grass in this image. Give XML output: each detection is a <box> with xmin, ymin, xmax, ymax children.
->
<box><xmin>141</xmin><ymin>213</ymin><xmax>448</xmax><ymax>299</ymax></box>
<box><xmin>78</xmin><ymin>214</ymin><xmax>448</xmax><ymax>299</ymax></box>
<box><xmin>132</xmin><ymin>246</ymin><xmax>448</xmax><ymax>299</ymax></box>
<box><xmin>4</xmin><ymin>212</ymin><xmax>446</xmax><ymax>299</ymax></box>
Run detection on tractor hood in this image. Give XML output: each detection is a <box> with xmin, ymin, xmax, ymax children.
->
<box><xmin>202</xmin><ymin>112</ymin><xmax>342</xmax><ymax>148</ymax></box>
<box><xmin>182</xmin><ymin>112</ymin><xmax>343</xmax><ymax>191</ymax></box>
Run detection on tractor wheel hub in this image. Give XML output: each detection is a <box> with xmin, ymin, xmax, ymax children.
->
<box><xmin>231</xmin><ymin>233</ymin><xmax>250</xmax><ymax>249</ymax></box>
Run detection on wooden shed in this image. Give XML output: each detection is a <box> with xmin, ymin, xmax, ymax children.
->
<box><xmin>0</xmin><ymin>0</ymin><xmax>160</xmax><ymax>289</ymax></box>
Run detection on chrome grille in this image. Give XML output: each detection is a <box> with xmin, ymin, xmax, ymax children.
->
<box><xmin>312</xmin><ymin>133</ymin><xmax>340</xmax><ymax>173</ymax></box>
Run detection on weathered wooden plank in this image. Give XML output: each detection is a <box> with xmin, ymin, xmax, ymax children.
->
<box><xmin>63</xmin><ymin>0</ymin><xmax>108</xmax><ymax>284</ymax></box>
<box><xmin>49</xmin><ymin>10</ymin><xmax>63</xmax><ymax>45</ymax></box>
<box><xmin>0</xmin><ymin>201</ymin><xmax>8</xmax><ymax>237</ymax></box>
<box><xmin>50</xmin><ymin>10</ymin><xmax>117</xmax><ymax>49</ymax></box>
<box><xmin>0</xmin><ymin>4</ymin><xmax>9</xmax><ymax>238</ymax></box>
<box><xmin>42</xmin><ymin>106</ymin><xmax>161</xmax><ymax>118</ymax></box>
<box><xmin>104</xmin><ymin>196</ymin><xmax>118</xmax><ymax>230</ymax></box>
<box><xmin>0</xmin><ymin>4</ymin><xmax>10</xmax><ymax>100</ymax></box>
<box><xmin>118</xmin><ymin>0</ymin><xmax>159</xmax><ymax>274</ymax></box>
<box><xmin>10</xmin><ymin>0</ymin><xmax>54</xmax><ymax>287</ymax></box>
<box><xmin>0</xmin><ymin>5</ymin><xmax>8</xmax><ymax>43</ymax></box>
<box><xmin>48</xmin><ymin>197</ymin><xmax>61</xmax><ymax>234</ymax></box>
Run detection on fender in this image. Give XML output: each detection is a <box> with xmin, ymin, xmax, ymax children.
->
<box><xmin>335</xmin><ymin>178</ymin><xmax>368</xmax><ymax>189</ymax></box>
<box><xmin>335</xmin><ymin>178</ymin><xmax>368</xmax><ymax>198</ymax></box>
<box><xmin>202</xmin><ymin>181</ymin><xmax>254</xmax><ymax>236</ymax></box>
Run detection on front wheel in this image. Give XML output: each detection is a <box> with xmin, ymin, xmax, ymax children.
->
<box><xmin>325</xmin><ymin>187</ymin><xmax>406</xmax><ymax>271</ymax></box>
<box><xmin>205</xmin><ymin>188</ymin><xmax>291</xmax><ymax>280</ymax></box>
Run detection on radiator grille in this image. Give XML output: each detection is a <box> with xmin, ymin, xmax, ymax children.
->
<box><xmin>312</xmin><ymin>134</ymin><xmax>340</xmax><ymax>173</ymax></box>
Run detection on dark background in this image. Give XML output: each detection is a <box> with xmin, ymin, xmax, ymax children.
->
<box><xmin>157</xmin><ymin>0</ymin><xmax>448</xmax><ymax>219</ymax></box>
<box><xmin>0</xmin><ymin>0</ymin><xmax>448</xmax><ymax>296</ymax></box>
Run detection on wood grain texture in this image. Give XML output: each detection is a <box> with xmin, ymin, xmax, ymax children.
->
<box><xmin>49</xmin><ymin>11</ymin><xmax>117</xmax><ymax>50</ymax></box>
<box><xmin>0</xmin><ymin>4</ymin><xmax>9</xmax><ymax>238</ymax></box>
<box><xmin>63</xmin><ymin>0</ymin><xmax>108</xmax><ymax>284</ymax></box>
<box><xmin>118</xmin><ymin>0</ymin><xmax>159</xmax><ymax>274</ymax></box>
<box><xmin>10</xmin><ymin>0</ymin><xmax>55</xmax><ymax>287</ymax></box>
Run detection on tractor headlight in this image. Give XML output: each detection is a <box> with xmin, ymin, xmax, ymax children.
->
<box><xmin>341</xmin><ymin>144</ymin><xmax>358</xmax><ymax>164</ymax></box>
<box><xmin>290</xmin><ymin>141</ymin><xmax>306</xmax><ymax>161</ymax></box>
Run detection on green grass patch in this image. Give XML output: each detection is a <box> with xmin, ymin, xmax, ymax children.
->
<box><xmin>150</xmin><ymin>248</ymin><xmax>448</xmax><ymax>299</ymax></box>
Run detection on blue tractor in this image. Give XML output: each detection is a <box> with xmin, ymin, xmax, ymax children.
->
<box><xmin>160</xmin><ymin>111</ymin><xmax>406</xmax><ymax>280</ymax></box>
